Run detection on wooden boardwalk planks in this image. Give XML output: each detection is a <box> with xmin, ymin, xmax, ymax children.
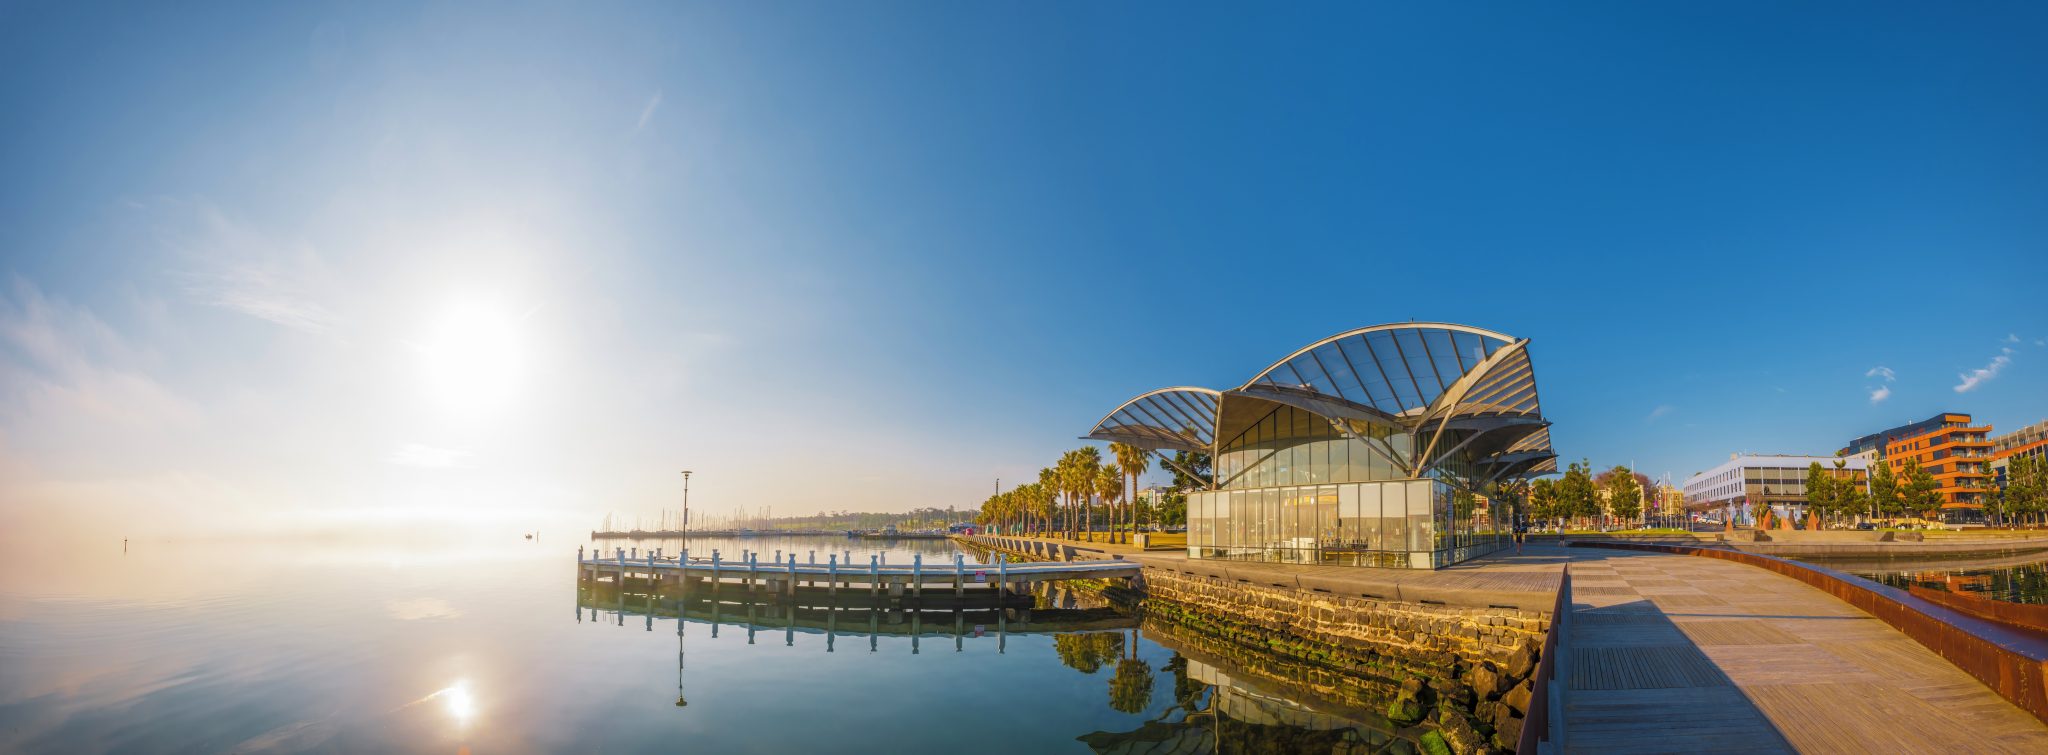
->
<box><xmin>1561</xmin><ymin>549</ymin><xmax>2048</xmax><ymax>754</ymax></box>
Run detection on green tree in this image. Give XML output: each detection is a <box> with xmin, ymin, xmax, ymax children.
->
<box><xmin>1111</xmin><ymin>442</ymin><xmax>1149</xmax><ymax>542</ymax></box>
<box><xmin>1604</xmin><ymin>465</ymin><xmax>1643</xmax><ymax>526</ymax></box>
<box><xmin>1096</xmin><ymin>462</ymin><xmax>1124</xmax><ymax>538</ymax></box>
<box><xmin>1158</xmin><ymin>490</ymin><xmax>1187</xmax><ymax>527</ymax></box>
<box><xmin>1158</xmin><ymin>450</ymin><xmax>1212</xmax><ymax>491</ymax></box>
<box><xmin>1557</xmin><ymin>460</ymin><xmax>1599</xmax><ymax>528</ymax></box>
<box><xmin>1900</xmin><ymin>457</ymin><xmax>1942</xmax><ymax>520</ymax></box>
<box><xmin>1804</xmin><ymin>462</ymin><xmax>1836</xmax><ymax>526</ymax></box>
<box><xmin>1529</xmin><ymin>477</ymin><xmax>1558</xmax><ymax>528</ymax></box>
<box><xmin>1869</xmin><ymin>460</ymin><xmax>1901</xmax><ymax>519</ymax></box>
<box><xmin>2008</xmin><ymin>456</ymin><xmax>2043</xmax><ymax>527</ymax></box>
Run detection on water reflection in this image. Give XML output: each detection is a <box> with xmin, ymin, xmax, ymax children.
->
<box><xmin>2</xmin><ymin>533</ymin><xmax>1421</xmax><ymax>753</ymax></box>
<box><xmin>1815</xmin><ymin>551</ymin><xmax>2048</xmax><ymax>605</ymax></box>
<box><xmin>586</xmin><ymin>575</ymin><xmax>1422</xmax><ymax>754</ymax></box>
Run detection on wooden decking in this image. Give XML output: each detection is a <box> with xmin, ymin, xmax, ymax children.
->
<box><xmin>1562</xmin><ymin>548</ymin><xmax>2048</xmax><ymax>754</ymax></box>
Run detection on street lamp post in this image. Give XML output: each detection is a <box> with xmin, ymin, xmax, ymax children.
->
<box><xmin>681</xmin><ymin>471</ymin><xmax>692</xmax><ymax>536</ymax></box>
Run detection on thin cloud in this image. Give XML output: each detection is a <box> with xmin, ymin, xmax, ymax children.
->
<box><xmin>1869</xmin><ymin>385</ymin><xmax>1891</xmax><ymax>404</ymax></box>
<box><xmin>1646</xmin><ymin>405</ymin><xmax>1674</xmax><ymax>423</ymax></box>
<box><xmin>387</xmin><ymin>443</ymin><xmax>471</xmax><ymax>469</ymax></box>
<box><xmin>1954</xmin><ymin>348</ymin><xmax>2014</xmax><ymax>393</ymax></box>
<box><xmin>165</xmin><ymin>203</ymin><xmax>341</xmax><ymax>335</ymax></box>
<box><xmin>2006</xmin><ymin>333</ymin><xmax>2021</xmax><ymax>343</ymax></box>
<box><xmin>1865</xmin><ymin>366</ymin><xmax>1895</xmax><ymax>382</ymax></box>
<box><xmin>635</xmin><ymin>91</ymin><xmax>662</xmax><ymax>132</ymax></box>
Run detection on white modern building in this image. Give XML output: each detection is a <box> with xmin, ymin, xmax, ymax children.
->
<box><xmin>1681</xmin><ymin>454</ymin><xmax>1869</xmax><ymax>524</ymax></box>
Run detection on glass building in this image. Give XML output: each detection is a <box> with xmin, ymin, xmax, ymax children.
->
<box><xmin>1086</xmin><ymin>323</ymin><xmax>1556</xmax><ymax>569</ymax></box>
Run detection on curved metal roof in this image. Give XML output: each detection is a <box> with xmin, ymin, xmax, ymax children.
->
<box><xmin>1083</xmin><ymin>387</ymin><xmax>1221</xmax><ymax>453</ymax></box>
<box><xmin>1241</xmin><ymin>323</ymin><xmax>1521</xmax><ymax>417</ymax></box>
<box><xmin>1084</xmin><ymin>322</ymin><xmax>1556</xmax><ymax>485</ymax></box>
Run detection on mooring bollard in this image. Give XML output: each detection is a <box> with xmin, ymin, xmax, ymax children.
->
<box><xmin>711</xmin><ymin>550</ymin><xmax>722</xmax><ymax>597</ymax></box>
<box><xmin>786</xmin><ymin>553</ymin><xmax>797</xmax><ymax>595</ymax></box>
<box><xmin>998</xmin><ymin>553</ymin><xmax>1009</xmax><ymax>608</ymax></box>
<box><xmin>869</xmin><ymin>554</ymin><xmax>880</xmax><ymax>597</ymax></box>
<box><xmin>913</xmin><ymin>554</ymin><xmax>923</xmax><ymax>598</ymax></box>
<box><xmin>631</xmin><ymin>547</ymin><xmax>638</xmax><ymax>559</ymax></box>
<box><xmin>774</xmin><ymin>549</ymin><xmax>782</xmax><ymax>564</ymax></box>
<box><xmin>808</xmin><ymin>550</ymin><xmax>816</xmax><ymax>565</ymax></box>
<box><xmin>954</xmin><ymin>554</ymin><xmax>965</xmax><ymax>597</ymax></box>
<box><xmin>828</xmin><ymin>554</ymin><xmax>839</xmax><ymax>596</ymax></box>
<box><xmin>748</xmin><ymin>553</ymin><xmax>758</xmax><ymax>591</ymax></box>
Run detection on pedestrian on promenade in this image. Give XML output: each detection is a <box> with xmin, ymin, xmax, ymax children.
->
<box><xmin>1512</xmin><ymin>517</ymin><xmax>1527</xmax><ymax>554</ymax></box>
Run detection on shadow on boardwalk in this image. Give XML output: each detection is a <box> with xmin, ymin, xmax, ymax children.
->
<box><xmin>1565</xmin><ymin>591</ymin><xmax>1792</xmax><ymax>753</ymax></box>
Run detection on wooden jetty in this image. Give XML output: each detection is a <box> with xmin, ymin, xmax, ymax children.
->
<box><xmin>576</xmin><ymin>544</ymin><xmax>1141</xmax><ymax>604</ymax></box>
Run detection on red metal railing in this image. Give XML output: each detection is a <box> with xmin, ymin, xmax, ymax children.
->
<box><xmin>1517</xmin><ymin>564</ymin><xmax>1569</xmax><ymax>753</ymax></box>
<box><xmin>1571</xmin><ymin>540</ymin><xmax>2048</xmax><ymax>725</ymax></box>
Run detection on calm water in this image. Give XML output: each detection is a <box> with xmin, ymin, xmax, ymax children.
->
<box><xmin>1813</xmin><ymin>551</ymin><xmax>2048</xmax><ymax>605</ymax></box>
<box><xmin>0</xmin><ymin>532</ymin><xmax>1407</xmax><ymax>753</ymax></box>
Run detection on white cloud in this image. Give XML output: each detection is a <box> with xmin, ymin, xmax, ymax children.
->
<box><xmin>1646</xmin><ymin>405</ymin><xmax>1673</xmax><ymax>422</ymax></box>
<box><xmin>2006</xmin><ymin>333</ymin><xmax>2021</xmax><ymax>343</ymax></box>
<box><xmin>1868</xmin><ymin>385</ymin><xmax>1891</xmax><ymax>404</ymax></box>
<box><xmin>635</xmin><ymin>91</ymin><xmax>663</xmax><ymax>132</ymax></box>
<box><xmin>167</xmin><ymin>204</ymin><xmax>341</xmax><ymax>335</ymax></box>
<box><xmin>386</xmin><ymin>443</ymin><xmax>471</xmax><ymax>469</ymax></box>
<box><xmin>2036</xmin><ymin>339</ymin><xmax>2046</xmax><ymax>347</ymax></box>
<box><xmin>1865</xmin><ymin>366</ymin><xmax>1895</xmax><ymax>382</ymax></box>
<box><xmin>1954</xmin><ymin>348</ymin><xmax>2014</xmax><ymax>393</ymax></box>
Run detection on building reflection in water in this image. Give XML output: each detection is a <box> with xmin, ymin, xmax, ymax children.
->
<box><xmin>578</xmin><ymin>579</ymin><xmax>1416</xmax><ymax>753</ymax></box>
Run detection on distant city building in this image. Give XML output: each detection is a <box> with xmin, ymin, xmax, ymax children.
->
<box><xmin>1991</xmin><ymin>419</ymin><xmax>2048</xmax><ymax>489</ymax></box>
<box><xmin>1882</xmin><ymin>412</ymin><xmax>1992</xmax><ymax>521</ymax></box>
<box><xmin>1681</xmin><ymin>454</ymin><xmax>1869</xmax><ymax>524</ymax></box>
<box><xmin>1658</xmin><ymin>486</ymin><xmax>1686</xmax><ymax>516</ymax></box>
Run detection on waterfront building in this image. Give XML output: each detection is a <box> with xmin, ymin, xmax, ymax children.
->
<box><xmin>1991</xmin><ymin>419</ymin><xmax>2048</xmax><ymax>489</ymax></box>
<box><xmin>1883</xmin><ymin>412</ymin><xmax>1993</xmax><ymax>520</ymax></box>
<box><xmin>1680</xmin><ymin>454</ymin><xmax>1869</xmax><ymax>524</ymax></box>
<box><xmin>1840</xmin><ymin>413</ymin><xmax>1958</xmax><ymax>458</ymax></box>
<box><xmin>1085</xmin><ymin>323</ymin><xmax>1555</xmax><ymax>569</ymax></box>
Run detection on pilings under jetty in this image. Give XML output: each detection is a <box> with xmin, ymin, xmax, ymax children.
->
<box><xmin>574</xmin><ymin>546</ymin><xmax>1140</xmax><ymax>624</ymax></box>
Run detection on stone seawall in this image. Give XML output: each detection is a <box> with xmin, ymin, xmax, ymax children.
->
<box><xmin>962</xmin><ymin>537</ymin><xmax>1551</xmax><ymax>752</ymax></box>
<box><xmin>1141</xmin><ymin>567</ymin><xmax>1547</xmax><ymax>673</ymax></box>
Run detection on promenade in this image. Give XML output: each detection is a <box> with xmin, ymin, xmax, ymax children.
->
<box><xmin>972</xmin><ymin>535</ymin><xmax>2048</xmax><ymax>752</ymax></box>
<box><xmin>1561</xmin><ymin>546</ymin><xmax>2048</xmax><ymax>754</ymax></box>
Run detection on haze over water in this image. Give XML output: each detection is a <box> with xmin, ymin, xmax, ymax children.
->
<box><xmin>0</xmin><ymin>531</ymin><xmax>1383</xmax><ymax>753</ymax></box>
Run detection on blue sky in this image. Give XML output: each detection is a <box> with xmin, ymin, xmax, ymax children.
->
<box><xmin>2</xmin><ymin>2</ymin><xmax>2045</xmax><ymax>533</ymax></box>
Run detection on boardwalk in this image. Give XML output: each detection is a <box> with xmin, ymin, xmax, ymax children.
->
<box><xmin>1561</xmin><ymin>547</ymin><xmax>2048</xmax><ymax>754</ymax></box>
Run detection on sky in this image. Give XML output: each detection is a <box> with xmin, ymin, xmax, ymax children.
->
<box><xmin>2</xmin><ymin>2</ymin><xmax>2045</xmax><ymax>538</ymax></box>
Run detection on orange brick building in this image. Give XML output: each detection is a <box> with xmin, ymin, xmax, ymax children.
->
<box><xmin>1884</xmin><ymin>412</ymin><xmax>1993</xmax><ymax>519</ymax></box>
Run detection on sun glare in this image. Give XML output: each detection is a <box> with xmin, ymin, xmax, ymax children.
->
<box><xmin>433</xmin><ymin>680</ymin><xmax>476</xmax><ymax>726</ymax></box>
<box><xmin>416</xmin><ymin>297</ymin><xmax>526</xmax><ymax>414</ymax></box>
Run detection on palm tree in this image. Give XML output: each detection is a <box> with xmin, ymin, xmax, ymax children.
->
<box><xmin>1110</xmin><ymin>442</ymin><xmax>1147</xmax><ymax>544</ymax></box>
<box><xmin>1097</xmin><ymin>463</ymin><xmax>1124</xmax><ymax>543</ymax></box>
<box><xmin>1037</xmin><ymin>467</ymin><xmax>1060</xmax><ymax>535</ymax></box>
<box><xmin>1069</xmin><ymin>447</ymin><xmax>1102</xmax><ymax>540</ymax></box>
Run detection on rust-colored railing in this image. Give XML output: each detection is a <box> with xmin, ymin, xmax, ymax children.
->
<box><xmin>1907</xmin><ymin>585</ymin><xmax>2048</xmax><ymax>634</ymax></box>
<box><xmin>1517</xmin><ymin>564</ymin><xmax>1569</xmax><ymax>753</ymax></box>
<box><xmin>1571</xmin><ymin>540</ymin><xmax>2048</xmax><ymax>725</ymax></box>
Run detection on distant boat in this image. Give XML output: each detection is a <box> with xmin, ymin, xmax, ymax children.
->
<box><xmin>524</xmin><ymin>533</ymin><xmax>534</xmax><ymax>540</ymax></box>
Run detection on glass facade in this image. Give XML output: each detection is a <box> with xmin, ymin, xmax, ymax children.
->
<box><xmin>1186</xmin><ymin>479</ymin><xmax>1506</xmax><ymax>569</ymax></box>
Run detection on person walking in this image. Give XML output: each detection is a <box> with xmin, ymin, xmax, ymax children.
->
<box><xmin>1512</xmin><ymin>517</ymin><xmax>1527</xmax><ymax>554</ymax></box>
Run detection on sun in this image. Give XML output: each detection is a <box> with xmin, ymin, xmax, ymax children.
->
<box><xmin>416</xmin><ymin>296</ymin><xmax>527</xmax><ymax>415</ymax></box>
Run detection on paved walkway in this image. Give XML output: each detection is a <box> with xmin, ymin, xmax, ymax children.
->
<box><xmin>970</xmin><ymin>535</ymin><xmax>1568</xmax><ymax>610</ymax></box>
<box><xmin>1562</xmin><ymin>547</ymin><xmax>2048</xmax><ymax>754</ymax></box>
